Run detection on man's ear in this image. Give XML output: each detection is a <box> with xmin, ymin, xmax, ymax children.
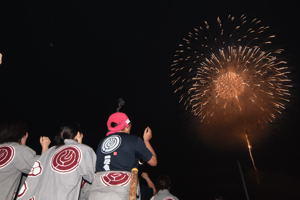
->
<box><xmin>74</xmin><ymin>131</ymin><xmax>80</xmax><ymax>140</ymax></box>
<box><xmin>123</xmin><ymin>126</ymin><xmax>130</xmax><ymax>133</ymax></box>
<box><xmin>20</xmin><ymin>132</ymin><xmax>29</xmax><ymax>145</ymax></box>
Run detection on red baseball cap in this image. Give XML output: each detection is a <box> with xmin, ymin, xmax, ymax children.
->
<box><xmin>106</xmin><ymin>112</ymin><xmax>131</xmax><ymax>136</ymax></box>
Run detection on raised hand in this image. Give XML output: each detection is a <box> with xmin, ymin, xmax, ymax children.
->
<box><xmin>40</xmin><ymin>136</ymin><xmax>51</xmax><ymax>153</ymax></box>
<box><xmin>143</xmin><ymin>126</ymin><xmax>152</xmax><ymax>142</ymax></box>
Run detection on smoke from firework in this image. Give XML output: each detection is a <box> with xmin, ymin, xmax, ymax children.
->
<box><xmin>171</xmin><ymin>14</ymin><xmax>292</xmax><ymax>130</ymax></box>
<box><xmin>116</xmin><ymin>98</ymin><xmax>125</xmax><ymax>112</ymax></box>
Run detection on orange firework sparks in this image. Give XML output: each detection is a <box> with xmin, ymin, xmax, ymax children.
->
<box><xmin>214</xmin><ymin>71</ymin><xmax>245</xmax><ymax>111</ymax></box>
<box><xmin>171</xmin><ymin>14</ymin><xmax>292</xmax><ymax>125</ymax></box>
<box><xmin>170</xmin><ymin>15</ymin><xmax>292</xmax><ymax>181</ymax></box>
<box><xmin>215</xmin><ymin>71</ymin><xmax>245</xmax><ymax>100</ymax></box>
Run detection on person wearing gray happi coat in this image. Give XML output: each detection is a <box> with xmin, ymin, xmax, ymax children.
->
<box><xmin>0</xmin><ymin>121</ymin><xmax>50</xmax><ymax>200</ymax></box>
<box><xmin>17</xmin><ymin>125</ymin><xmax>96</xmax><ymax>200</ymax></box>
<box><xmin>150</xmin><ymin>175</ymin><xmax>179</xmax><ymax>200</ymax></box>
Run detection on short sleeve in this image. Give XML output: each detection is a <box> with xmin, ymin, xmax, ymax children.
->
<box><xmin>135</xmin><ymin>137</ymin><xmax>152</xmax><ymax>162</ymax></box>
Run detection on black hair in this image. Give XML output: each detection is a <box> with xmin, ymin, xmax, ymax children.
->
<box><xmin>54</xmin><ymin>125</ymin><xmax>79</xmax><ymax>148</ymax></box>
<box><xmin>0</xmin><ymin>120</ymin><xmax>28</xmax><ymax>144</ymax></box>
<box><xmin>156</xmin><ymin>175</ymin><xmax>172</xmax><ymax>191</ymax></box>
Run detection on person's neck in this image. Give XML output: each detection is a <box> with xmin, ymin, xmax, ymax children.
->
<box><xmin>119</xmin><ymin>131</ymin><xmax>130</xmax><ymax>134</ymax></box>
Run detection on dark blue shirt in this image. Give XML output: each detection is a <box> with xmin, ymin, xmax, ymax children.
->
<box><xmin>96</xmin><ymin>132</ymin><xmax>152</xmax><ymax>172</ymax></box>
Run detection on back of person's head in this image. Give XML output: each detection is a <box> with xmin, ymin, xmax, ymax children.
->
<box><xmin>0</xmin><ymin>120</ymin><xmax>28</xmax><ymax>144</ymax></box>
<box><xmin>156</xmin><ymin>175</ymin><xmax>172</xmax><ymax>191</ymax></box>
<box><xmin>106</xmin><ymin>112</ymin><xmax>131</xmax><ymax>136</ymax></box>
<box><xmin>54</xmin><ymin>125</ymin><xmax>79</xmax><ymax>148</ymax></box>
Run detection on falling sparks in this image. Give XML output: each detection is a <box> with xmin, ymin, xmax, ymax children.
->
<box><xmin>170</xmin><ymin>14</ymin><xmax>292</xmax><ymax>126</ymax></box>
<box><xmin>245</xmin><ymin>133</ymin><xmax>257</xmax><ymax>172</ymax></box>
<box><xmin>245</xmin><ymin>132</ymin><xmax>261</xmax><ymax>184</ymax></box>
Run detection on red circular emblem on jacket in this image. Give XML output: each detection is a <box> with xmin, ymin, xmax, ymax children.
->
<box><xmin>101</xmin><ymin>172</ymin><xmax>131</xmax><ymax>186</ymax></box>
<box><xmin>0</xmin><ymin>146</ymin><xmax>15</xmax><ymax>168</ymax></box>
<box><xmin>51</xmin><ymin>146</ymin><xmax>81</xmax><ymax>173</ymax></box>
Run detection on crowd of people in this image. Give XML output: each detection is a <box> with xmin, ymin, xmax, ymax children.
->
<box><xmin>0</xmin><ymin>111</ymin><xmax>179</xmax><ymax>200</ymax></box>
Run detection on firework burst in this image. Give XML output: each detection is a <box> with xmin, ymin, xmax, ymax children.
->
<box><xmin>171</xmin><ymin>14</ymin><xmax>292</xmax><ymax>126</ymax></box>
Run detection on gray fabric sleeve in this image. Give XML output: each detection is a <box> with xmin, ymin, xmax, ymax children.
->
<box><xmin>14</xmin><ymin>145</ymin><xmax>40</xmax><ymax>174</ymax></box>
<box><xmin>79</xmin><ymin>145</ymin><xmax>96</xmax><ymax>183</ymax></box>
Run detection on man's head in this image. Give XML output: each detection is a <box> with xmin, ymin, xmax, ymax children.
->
<box><xmin>106</xmin><ymin>112</ymin><xmax>131</xmax><ymax>136</ymax></box>
<box><xmin>0</xmin><ymin>120</ymin><xmax>28</xmax><ymax>144</ymax></box>
<box><xmin>156</xmin><ymin>175</ymin><xmax>172</xmax><ymax>191</ymax></box>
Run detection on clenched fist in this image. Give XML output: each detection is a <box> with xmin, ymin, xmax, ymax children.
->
<box><xmin>143</xmin><ymin>126</ymin><xmax>152</xmax><ymax>142</ymax></box>
<box><xmin>40</xmin><ymin>136</ymin><xmax>51</xmax><ymax>148</ymax></box>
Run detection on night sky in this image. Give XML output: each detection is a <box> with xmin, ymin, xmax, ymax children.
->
<box><xmin>1</xmin><ymin>1</ymin><xmax>300</xmax><ymax>199</ymax></box>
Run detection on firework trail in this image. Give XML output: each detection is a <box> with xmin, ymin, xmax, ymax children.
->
<box><xmin>170</xmin><ymin>14</ymin><xmax>292</xmax><ymax>126</ymax></box>
<box><xmin>244</xmin><ymin>133</ymin><xmax>257</xmax><ymax>171</ymax></box>
<box><xmin>245</xmin><ymin>131</ymin><xmax>261</xmax><ymax>184</ymax></box>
